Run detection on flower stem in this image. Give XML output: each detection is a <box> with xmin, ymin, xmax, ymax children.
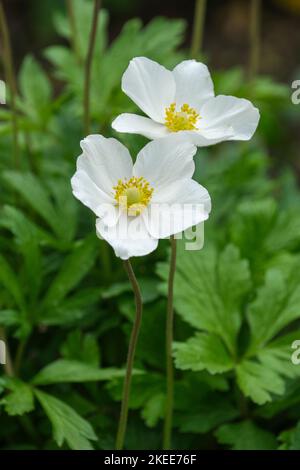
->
<box><xmin>249</xmin><ymin>0</ymin><xmax>261</xmax><ymax>80</ymax></box>
<box><xmin>83</xmin><ymin>0</ymin><xmax>101</xmax><ymax>135</ymax></box>
<box><xmin>190</xmin><ymin>0</ymin><xmax>207</xmax><ymax>58</ymax></box>
<box><xmin>66</xmin><ymin>0</ymin><xmax>81</xmax><ymax>64</ymax></box>
<box><xmin>163</xmin><ymin>235</ymin><xmax>177</xmax><ymax>450</ymax></box>
<box><xmin>0</xmin><ymin>1</ymin><xmax>20</xmax><ymax>168</ymax></box>
<box><xmin>115</xmin><ymin>259</ymin><xmax>143</xmax><ymax>450</ymax></box>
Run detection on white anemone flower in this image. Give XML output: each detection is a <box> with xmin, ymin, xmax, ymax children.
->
<box><xmin>71</xmin><ymin>135</ymin><xmax>211</xmax><ymax>260</ymax></box>
<box><xmin>112</xmin><ymin>57</ymin><xmax>260</xmax><ymax>146</ymax></box>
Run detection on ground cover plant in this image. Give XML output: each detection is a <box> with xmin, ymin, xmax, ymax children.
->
<box><xmin>0</xmin><ymin>0</ymin><xmax>300</xmax><ymax>450</ymax></box>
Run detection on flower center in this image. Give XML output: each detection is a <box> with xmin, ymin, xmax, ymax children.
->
<box><xmin>165</xmin><ymin>102</ymin><xmax>200</xmax><ymax>132</ymax></box>
<box><xmin>113</xmin><ymin>176</ymin><xmax>154</xmax><ymax>216</ymax></box>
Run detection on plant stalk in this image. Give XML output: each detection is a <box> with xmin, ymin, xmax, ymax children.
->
<box><xmin>163</xmin><ymin>235</ymin><xmax>177</xmax><ymax>449</ymax></box>
<box><xmin>190</xmin><ymin>0</ymin><xmax>207</xmax><ymax>57</ymax></box>
<box><xmin>115</xmin><ymin>259</ymin><xmax>143</xmax><ymax>450</ymax></box>
<box><xmin>249</xmin><ymin>0</ymin><xmax>261</xmax><ymax>80</ymax></box>
<box><xmin>0</xmin><ymin>1</ymin><xmax>20</xmax><ymax>168</ymax></box>
<box><xmin>66</xmin><ymin>0</ymin><xmax>81</xmax><ymax>63</ymax></box>
<box><xmin>83</xmin><ymin>0</ymin><xmax>101</xmax><ymax>135</ymax></box>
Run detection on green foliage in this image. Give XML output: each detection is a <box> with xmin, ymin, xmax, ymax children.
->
<box><xmin>1</xmin><ymin>379</ymin><xmax>34</xmax><ymax>416</ymax></box>
<box><xmin>0</xmin><ymin>0</ymin><xmax>299</xmax><ymax>451</ymax></box>
<box><xmin>35</xmin><ymin>389</ymin><xmax>97</xmax><ymax>450</ymax></box>
<box><xmin>215</xmin><ymin>421</ymin><xmax>277</xmax><ymax>450</ymax></box>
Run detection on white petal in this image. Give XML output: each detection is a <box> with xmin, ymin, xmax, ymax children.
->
<box><xmin>167</xmin><ymin>128</ymin><xmax>234</xmax><ymax>147</ymax></box>
<box><xmin>200</xmin><ymin>95</ymin><xmax>260</xmax><ymax>141</ymax></box>
<box><xmin>96</xmin><ymin>212</ymin><xmax>158</xmax><ymax>260</ymax></box>
<box><xmin>71</xmin><ymin>170</ymin><xmax>120</xmax><ymax>226</ymax></box>
<box><xmin>173</xmin><ymin>60</ymin><xmax>214</xmax><ymax>110</ymax></box>
<box><xmin>133</xmin><ymin>136</ymin><xmax>196</xmax><ymax>191</ymax></box>
<box><xmin>77</xmin><ymin>135</ymin><xmax>133</xmax><ymax>196</ymax></box>
<box><xmin>145</xmin><ymin>179</ymin><xmax>211</xmax><ymax>239</ymax></box>
<box><xmin>71</xmin><ymin>169</ymin><xmax>111</xmax><ymax>212</ymax></box>
<box><xmin>112</xmin><ymin>113</ymin><xmax>168</xmax><ymax>139</ymax></box>
<box><xmin>121</xmin><ymin>57</ymin><xmax>176</xmax><ymax>123</ymax></box>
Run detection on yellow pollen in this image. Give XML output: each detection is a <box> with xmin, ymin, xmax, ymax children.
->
<box><xmin>165</xmin><ymin>102</ymin><xmax>200</xmax><ymax>132</ymax></box>
<box><xmin>113</xmin><ymin>176</ymin><xmax>154</xmax><ymax>216</ymax></box>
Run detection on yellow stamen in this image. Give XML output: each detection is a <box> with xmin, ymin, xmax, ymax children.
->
<box><xmin>113</xmin><ymin>176</ymin><xmax>154</xmax><ymax>216</ymax></box>
<box><xmin>165</xmin><ymin>102</ymin><xmax>200</xmax><ymax>132</ymax></box>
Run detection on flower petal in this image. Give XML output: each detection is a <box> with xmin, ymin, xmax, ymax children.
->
<box><xmin>112</xmin><ymin>113</ymin><xmax>168</xmax><ymax>139</ymax></box>
<box><xmin>167</xmin><ymin>127</ymin><xmax>235</xmax><ymax>147</ymax></box>
<box><xmin>200</xmin><ymin>95</ymin><xmax>260</xmax><ymax>141</ymax></box>
<box><xmin>96</xmin><ymin>212</ymin><xmax>158</xmax><ymax>260</ymax></box>
<box><xmin>71</xmin><ymin>169</ymin><xmax>110</xmax><ymax>210</ymax></box>
<box><xmin>133</xmin><ymin>136</ymin><xmax>196</xmax><ymax>192</ymax></box>
<box><xmin>173</xmin><ymin>60</ymin><xmax>214</xmax><ymax>110</ymax></box>
<box><xmin>77</xmin><ymin>135</ymin><xmax>133</xmax><ymax>196</ymax></box>
<box><xmin>145</xmin><ymin>179</ymin><xmax>211</xmax><ymax>239</ymax></box>
<box><xmin>121</xmin><ymin>57</ymin><xmax>176</xmax><ymax>122</ymax></box>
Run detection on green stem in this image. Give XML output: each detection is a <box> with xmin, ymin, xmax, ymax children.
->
<box><xmin>0</xmin><ymin>1</ymin><xmax>20</xmax><ymax>168</ymax></box>
<box><xmin>14</xmin><ymin>337</ymin><xmax>28</xmax><ymax>376</ymax></box>
<box><xmin>66</xmin><ymin>0</ymin><xmax>81</xmax><ymax>64</ymax></box>
<box><xmin>83</xmin><ymin>0</ymin><xmax>101</xmax><ymax>135</ymax></box>
<box><xmin>115</xmin><ymin>260</ymin><xmax>143</xmax><ymax>450</ymax></box>
<box><xmin>249</xmin><ymin>0</ymin><xmax>261</xmax><ymax>80</ymax></box>
<box><xmin>163</xmin><ymin>235</ymin><xmax>177</xmax><ymax>450</ymax></box>
<box><xmin>190</xmin><ymin>0</ymin><xmax>207</xmax><ymax>57</ymax></box>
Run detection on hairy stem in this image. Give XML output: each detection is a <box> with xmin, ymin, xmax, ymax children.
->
<box><xmin>249</xmin><ymin>0</ymin><xmax>261</xmax><ymax>79</ymax></box>
<box><xmin>0</xmin><ymin>1</ymin><xmax>20</xmax><ymax>168</ymax></box>
<box><xmin>115</xmin><ymin>260</ymin><xmax>143</xmax><ymax>450</ymax></box>
<box><xmin>190</xmin><ymin>0</ymin><xmax>207</xmax><ymax>57</ymax></box>
<box><xmin>83</xmin><ymin>0</ymin><xmax>101</xmax><ymax>135</ymax></box>
<box><xmin>163</xmin><ymin>235</ymin><xmax>177</xmax><ymax>449</ymax></box>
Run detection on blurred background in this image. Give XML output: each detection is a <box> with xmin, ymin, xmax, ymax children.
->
<box><xmin>3</xmin><ymin>0</ymin><xmax>300</xmax><ymax>81</ymax></box>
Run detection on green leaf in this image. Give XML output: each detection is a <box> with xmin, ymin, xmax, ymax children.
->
<box><xmin>236</xmin><ymin>359</ymin><xmax>286</xmax><ymax>405</ymax></box>
<box><xmin>179</xmin><ymin>397</ymin><xmax>238</xmax><ymax>434</ymax></box>
<box><xmin>0</xmin><ymin>205</ymin><xmax>43</xmax><ymax>300</ymax></box>
<box><xmin>230</xmin><ymin>199</ymin><xmax>277</xmax><ymax>271</ymax></box>
<box><xmin>41</xmin><ymin>288</ymin><xmax>102</xmax><ymax>326</ymax></box>
<box><xmin>35</xmin><ymin>389</ymin><xmax>97</xmax><ymax>450</ymax></box>
<box><xmin>174</xmin><ymin>332</ymin><xmax>234</xmax><ymax>374</ymax></box>
<box><xmin>158</xmin><ymin>243</ymin><xmax>251</xmax><ymax>355</ymax></box>
<box><xmin>0</xmin><ymin>309</ymin><xmax>19</xmax><ymax>327</ymax></box>
<box><xmin>41</xmin><ymin>235</ymin><xmax>98</xmax><ymax>309</ymax></box>
<box><xmin>31</xmin><ymin>359</ymin><xmax>125</xmax><ymax>385</ymax></box>
<box><xmin>60</xmin><ymin>330</ymin><xmax>100</xmax><ymax>366</ymax></box>
<box><xmin>107</xmin><ymin>374</ymin><xmax>163</xmax><ymax>410</ymax></box>
<box><xmin>279</xmin><ymin>422</ymin><xmax>300</xmax><ymax>450</ymax></box>
<box><xmin>19</xmin><ymin>55</ymin><xmax>52</xmax><ymax>122</ymax></box>
<box><xmin>141</xmin><ymin>393</ymin><xmax>165</xmax><ymax>428</ymax></box>
<box><xmin>0</xmin><ymin>254</ymin><xmax>25</xmax><ymax>309</ymax></box>
<box><xmin>248</xmin><ymin>266</ymin><xmax>300</xmax><ymax>350</ymax></box>
<box><xmin>1</xmin><ymin>379</ymin><xmax>34</xmax><ymax>416</ymax></box>
<box><xmin>53</xmin><ymin>2</ymin><xmax>108</xmax><ymax>61</ymax></box>
<box><xmin>2</xmin><ymin>171</ymin><xmax>59</xmax><ymax>237</ymax></box>
<box><xmin>215</xmin><ymin>421</ymin><xmax>277</xmax><ymax>450</ymax></box>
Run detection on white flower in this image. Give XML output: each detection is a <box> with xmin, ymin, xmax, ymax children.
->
<box><xmin>71</xmin><ymin>134</ymin><xmax>211</xmax><ymax>260</ymax></box>
<box><xmin>112</xmin><ymin>57</ymin><xmax>260</xmax><ymax>146</ymax></box>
